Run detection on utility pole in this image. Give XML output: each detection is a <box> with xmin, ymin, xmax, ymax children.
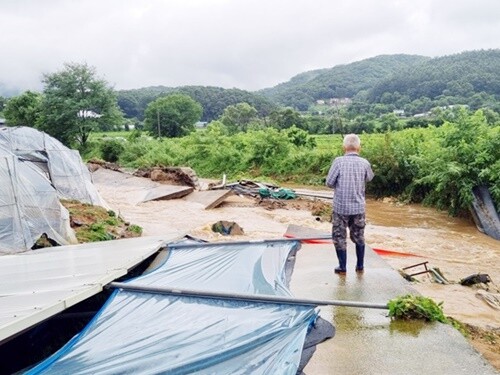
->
<box><xmin>157</xmin><ymin>109</ymin><xmax>161</xmax><ymax>138</ymax></box>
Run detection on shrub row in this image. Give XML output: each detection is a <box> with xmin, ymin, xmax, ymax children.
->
<box><xmin>85</xmin><ymin>110</ymin><xmax>499</xmax><ymax>216</ymax></box>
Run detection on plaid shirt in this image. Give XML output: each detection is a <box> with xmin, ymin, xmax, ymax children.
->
<box><xmin>326</xmin><ymin>152</ymin><xmax>374</xmax><ymax>215</ymax></box>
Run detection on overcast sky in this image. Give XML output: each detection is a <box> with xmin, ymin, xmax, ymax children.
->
<box><xmin>1</xmin><ymin>0</ymin><xmax>499</xmax><ymax>93</ymax></box>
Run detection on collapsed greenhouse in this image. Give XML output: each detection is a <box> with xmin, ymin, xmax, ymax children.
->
<box><xmin>0</xmin><ymin>126</ymin><xmax>106</xmax><ymax>254</ymax></box>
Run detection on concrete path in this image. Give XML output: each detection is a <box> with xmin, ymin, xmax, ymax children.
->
<box><xmin>290</xmin><ymin>242</ymin><xmax>498</xmax><ymax>374</ymax></box>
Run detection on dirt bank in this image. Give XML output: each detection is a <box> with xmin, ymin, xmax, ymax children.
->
<box><xmin>92</xmin><ymin>169</ymin><xmax>499</xmax><ymax>370</ymax></box>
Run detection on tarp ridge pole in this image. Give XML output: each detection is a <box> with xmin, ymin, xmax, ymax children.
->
<box><xmin>108</xmin><ymin>282</ymin><xmax>388</xmax><ymax>310</ymax></box>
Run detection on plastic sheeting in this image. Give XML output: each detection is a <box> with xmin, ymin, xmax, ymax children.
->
<box><xmin>0</xmin><ymin>146</ymin><xmax>75</xmax><ymax>254</ymax></box>
<box><xmin>471</xmin><ymin>185</ymin><xmax>500</xmax><ymax>240</ymax></box>
<box><xmin>0</xmin><ymin>126</ymin><xmax>106</xmax><ymax>207</ymax></box>
<box><xmin>27</xmin><ymin>241</ymin><xmax>317</xmax><ymax>374</ymax></box>
<box><xmin>0</xmin><ymin>126</ymin><xmax>108</xmax><ymax>253</ymax></box>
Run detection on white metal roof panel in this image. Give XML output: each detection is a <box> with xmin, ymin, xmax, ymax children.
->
<box><xmin>0</xmin><ymin>235</ymin><xmax>181</xmax><ymax>343</ymax></box>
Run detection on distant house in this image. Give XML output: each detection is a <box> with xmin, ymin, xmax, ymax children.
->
<box><xmin>195</xmin><ymin>121</ymin><xmax>208</xmax><ymax>128</ymax></box>
<box><xmin>328</xmin><ymin>98</ymin><xmax>352</xmax><ymax>106</ymax></box>
<box><xmin>315</xmin><ymin>98</ymin><xmax>352</xmax><ymax>107</ymax></box>
<box><xmin>77</xmin><ymin>110</ymin><xmax>101</xmax><ymax>118</ymax></box>
<box><xmin>413</xmin><ymin>112</ymin><xmax>432</xmax><ymax>118</ymax></box>
<box><xmin>393</xmin><ymin>109</ymin><xmax>405</xmax><ymax>117</ymax></box>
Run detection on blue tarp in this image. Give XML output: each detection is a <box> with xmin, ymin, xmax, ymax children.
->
<box><xmin>26</xmin><ymin>241</ymin><xmax>317</xmax><ymax>374</ymax></box>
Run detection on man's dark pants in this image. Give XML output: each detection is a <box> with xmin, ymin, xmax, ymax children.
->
<box><xmin>332</xmin><ymin>212</ymin><xmax>366</xmax><ymax>271</ymax></box>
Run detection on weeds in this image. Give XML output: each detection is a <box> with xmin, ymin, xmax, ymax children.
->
<box><xmin>61</xmin><ymin>200</ymin><xmax>142</xmax><ymax>243</ymax></box>
<box><xmin>388</xmin><ymin>294</ymin><xmax>448</xmax><ymax>323</ymax></box>
<box><xmin>127</xmin><ymin>224</ymin><xmax>143</xmax><ymax>235</ymax></box>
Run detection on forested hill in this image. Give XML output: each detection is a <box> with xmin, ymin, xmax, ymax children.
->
<box><xmin>117</xmin><ymin>85</ymin><xmax>277</xmax><ymax>122</ymax></box>
<box><xmin>367</xmin><ymin>49</ymin><xmax>500</xmax><ymax>103</ymax></box>
<box><xmin>258</xmin><ymin>54</ymin><xmax>429</xmax><ymax>110</ymax></box>
<box><xmin>50</xmin><ymin>49</ymin><xmax>500</xmax><ymax>122</ymax></box>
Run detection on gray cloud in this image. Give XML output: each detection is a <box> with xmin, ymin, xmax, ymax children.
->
<box><xmin>1</xmin><ymin>0</ymin><xmax>499</xmax><ymax>94</ymax></box>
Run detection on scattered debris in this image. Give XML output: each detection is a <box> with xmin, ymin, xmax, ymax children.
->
<box><xmin>258</xmin><ymin>187</ymin><xmax>296</xmax><ymax>200</ymax></box>
<box><xmin>207</xmin><ymin>174</ymin><xmax>227</xmax><ymax>190</ymax></box>
<box><xmin>224</xmin><ymin>180</ymin><xmax>280</xmax><ymax>197</ymax></box>
<box><xmin>211</xmin><ymin>221</ymin><xmax>244</xmax><ymax>235</ymax></box>
<box><xmin>460</xmin><ymin>273</ymin><xmax>492</xmax><ymax>287</ymax></box>
<box><xmin>399</xmin><ymin>261</ymin><xmax>449</xmax><ymax>284</ymax></box>
<box><xmin>476</xmin><ymin>290</ymin><xmax>500</xmax><ymax>310</ymax></box>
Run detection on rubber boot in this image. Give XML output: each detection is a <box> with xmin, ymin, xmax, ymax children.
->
<box><xmin>334</xmin><ymin>249</ymin><xmax>347</xmax><ymax>274</ymax></box>
<box><xmin>355</xmin><ymin>244</ymin><xmax>365</xmax><ymax>272</ymax></box>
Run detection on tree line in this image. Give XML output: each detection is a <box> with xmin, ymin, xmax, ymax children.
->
<box><xmin>117</xmin><ymin>85</ymin><xmax>277</xmax><ymax>122</ymax></box>
<box><xmin>4</xmin><ymin>50</ymin><xmax>500</xmax><ymax>147</ymax></box>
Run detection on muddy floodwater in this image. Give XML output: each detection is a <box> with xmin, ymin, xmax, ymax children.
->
<box><xmin>365</xmin><ymin>199</ymin><xmax>500</xmax><ymax>330</ymax></box>
<box><xmin>93</xmin><ymin>170</ymin><xmax>499</xmax><ymax>333</ymax></box>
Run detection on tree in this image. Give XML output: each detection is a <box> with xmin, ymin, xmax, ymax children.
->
<box><xmin>0</xmin><ymin>96</ymin><xmax>7</xmax><ymax>114</ymax></box>
<box><xmin>378</xmin><ymin>113</ymin><xmax>403</xmax><ymax>132</ymax></box>
<box><xmin>38</xmin><ymin>63</ymin><xmax>123</xmax><ymax>146</ymax></box>
<box><xmin>144</xmin><ymin>94</ymin><xmax>202</xmax><ymax>138</ymax></box>
<box><xmin>4</xmin><ymin>91</ymin><xmax>43</xmax><ymax>126</ymax></box>
<box><xmin>284</xmin><ymin>125</ymin><xmax>316</xmax><ymax>148</ymax></box>
<box><xmin>220</xmin><ymin>102</ymin><xmax>258</xmax><ymax>134</ymax></box>
<box><xmin>269</xmin><ymin>108</ymin><xmax>305</xmax><ymax>130</ymax></box>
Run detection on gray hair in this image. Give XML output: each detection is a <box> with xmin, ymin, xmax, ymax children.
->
<box><xmin>343</xmin><ymin>134</ymin><xmax>361</xmax><ymax>150</ymax></box>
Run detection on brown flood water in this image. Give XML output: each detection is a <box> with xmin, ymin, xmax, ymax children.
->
<box><xmin>365</xmin><ymin>198</ymin><xmax>500</xmax><ymax>330</ymax></box>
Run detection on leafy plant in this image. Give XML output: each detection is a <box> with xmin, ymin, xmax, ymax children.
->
<box><xmin>388</xmin><ymin>294</ymin><xmax>448</xmax><ymax>323</ymax></box>
<box><xmin>100</xmin><ymin>139</ymin><xmax>125</xmax><ymax>163</ymax></box>
<box><xmin>127</xmin><ymin>224</ymin><xmax>143</xmax><ymax>235</ymax></box>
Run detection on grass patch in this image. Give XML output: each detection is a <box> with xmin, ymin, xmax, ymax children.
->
<box><xmin>61</xmin><ymin>200</ymin><xmax>142</xmax><ymax>243</ymax></box>
<box><xmin>388</xmin><ymin>294</ymin><xmax>448</xmax><ymax>323</ymax></box>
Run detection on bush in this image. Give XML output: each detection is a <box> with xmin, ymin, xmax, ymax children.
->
<box><xmin>100</xmin><ymin>139</ymin><xmax>125</xmax><ymax>163</ymax></box>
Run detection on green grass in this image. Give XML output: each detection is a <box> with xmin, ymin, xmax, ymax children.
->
<box><xmin>388</xmin><ymin>294</ymin><xmax>448</xmax><ymax>323</ymax></box>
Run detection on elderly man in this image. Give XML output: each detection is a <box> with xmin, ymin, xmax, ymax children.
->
<box><xmin>326</xmin><ymin>134</ymin><xmax>374</xmax><ymax>274</ymax></box>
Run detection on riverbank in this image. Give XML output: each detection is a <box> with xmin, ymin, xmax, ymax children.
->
<box><xmin>92</xmin><ymin>169</ymin><xmax>499</xmax><ymax>370</ymax></box>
